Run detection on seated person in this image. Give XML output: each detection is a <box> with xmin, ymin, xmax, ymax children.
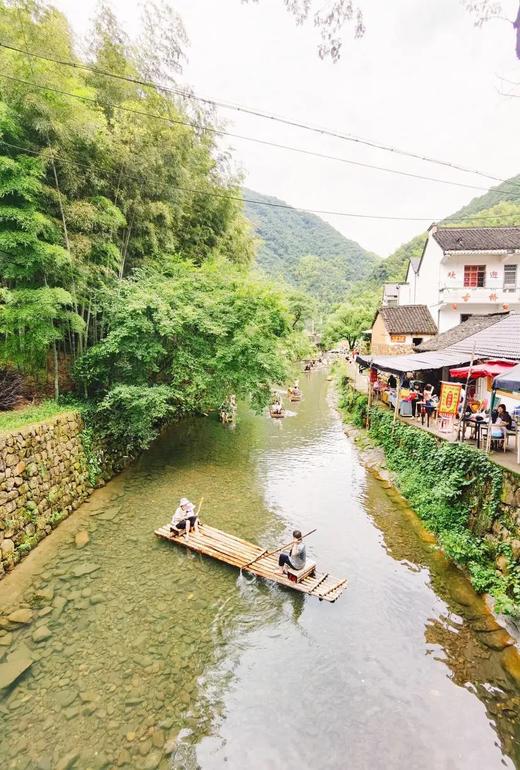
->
<box><xmin>423</xmin><ymin>384</ymin><xmax>434</xmax><ymax>403</ymax></box>
<box><xmin>290</xmin><ymin>380</ymin><xmax>301</xmax><ymax>396</ymax></box>
<box><xmin>491</xmin><ymin>404</ymin><xmax>512</xmax><ymax>443</ymax></box>
<box><xmin>271</xmin><ymin>399</ymin><xmax>283</xmax><ymax>414</ymax></box>
<box><xmin>170</xmin><ymin>497</ymin><xmax>199</xmax><ymax>538</ymax></box>
<box><xmin>276</xmin><ymin>530</ymin><xmax>306</xmax><ymax>575</ymax></box>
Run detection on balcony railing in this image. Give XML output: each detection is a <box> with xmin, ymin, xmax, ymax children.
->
<box><xmin>439</xmin><ymin>285</ymin><xmax>520</xmax><ymax>304</ymax></box>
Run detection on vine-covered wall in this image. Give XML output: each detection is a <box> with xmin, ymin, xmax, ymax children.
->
<box><xmin>337</xmin><ymin>375</ymin><xmax>520</xmax><ymax>618</ymax></box>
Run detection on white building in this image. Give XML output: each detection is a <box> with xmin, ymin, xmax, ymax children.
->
<box><xmin>389</xmin><ymin>225</ymin><xmax>520</xmax><ymax>333</ymax></box>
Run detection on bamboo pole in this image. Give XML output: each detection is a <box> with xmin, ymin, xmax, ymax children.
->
<box><xmin>393</xmin><ymin>375</ymin><xmax>402</xmax><ymax>425</ymax></box>
<box><xmin>457</xmin><ymin>342</ymin><xmax>476</xmax><ymax>443</ymax></box>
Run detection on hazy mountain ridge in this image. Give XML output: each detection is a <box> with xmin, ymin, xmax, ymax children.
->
<box><xmin>373</xmin><ymin>173</ymin><xmax>520</xmax><ymax>284</ymax></box>
<box><xmin>243</xmin><ymin>188</ymin><xmax>379</xmax><ymax>305</ymax></box>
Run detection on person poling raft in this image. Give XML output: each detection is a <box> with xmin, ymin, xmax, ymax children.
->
<box><xmin>155</xmin><ymin>518</ymin><xmax>347</xmax><ymax>602</ymax></box>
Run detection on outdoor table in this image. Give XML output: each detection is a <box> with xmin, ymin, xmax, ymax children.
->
<box><xmin>417</xmin><ymin>401</ymin><xmax>437</xmax><ymax>427</ymax></box>
<box><xmin>461</xmin><ymin>417</ymin><xmax>486</xmax><ymax>449</ymax></box>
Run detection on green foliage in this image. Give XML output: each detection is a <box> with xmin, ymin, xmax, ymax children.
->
<box><xmin>72</xmin><ymin>259</ymin><xmax>307</xmax><ymax>454</ymax></box>
<box><xmin>92</xmin><ymin>384</ymin><xmax>175</xmax><ymax>457</ymax></box>
<box><xmin>0</xmin><ymin>0</ymin><xmax>257</xmax><ymax>384</ymax></box>
<box><xmin>322</xmin><ymin>288</ymin><xmax>379</xmax><ymax>348</ymax></box>
<box><xmin>243</xmin><ymin>188</ymin><xmax>379</xmax><ymax>306</ymax></box>
<box><xmin>336</xmin><ymin>377</ymin><xmax>520</xmax><ymax>616</ymax></box>
<box><xmin>79</xmin><ymin>426</ymin><xmax>102</xmax><ymax>487</ymax></box>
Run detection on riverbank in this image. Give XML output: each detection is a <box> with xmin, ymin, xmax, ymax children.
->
<box><xmin>333</xmin><ymin>364</ymin><xmax>520</xmax><ymax>635</ymax></box>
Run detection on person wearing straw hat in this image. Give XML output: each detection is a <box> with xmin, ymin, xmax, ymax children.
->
<box><xmin>276</xmin><ymin>530</ymin><xmax>306</xmax><ymax>575</ymax></box>
<box><xmin>170</xmin><ymin>497</ymin><xmax>199</xmax><ymax>539</ymax></box>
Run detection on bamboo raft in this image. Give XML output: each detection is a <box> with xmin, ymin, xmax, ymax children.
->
<box><xmin>154</xmin><ymin>523</ymin><xmax>347</xmax><ymax>602</ymax></box>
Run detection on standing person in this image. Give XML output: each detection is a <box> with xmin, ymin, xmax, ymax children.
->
<box><xmin>170</xmin><ymin>497</ymin><xmax>199</xmax><ymax>538</ymax></box>
<box><xmin>276</xmin><ymin>530</ymin><xmax>306</xmax><ymax>575</ymax></box>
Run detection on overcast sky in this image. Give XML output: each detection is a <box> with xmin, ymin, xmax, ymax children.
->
<box><xmin>53</xmin><ymin>0</ymin><xmax>520</xmax><ymax>257</ymax></box>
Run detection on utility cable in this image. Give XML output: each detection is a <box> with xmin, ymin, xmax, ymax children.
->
<box><xmin>0</xmin><ymin>40</ymin><xmax>517</xmax><ymax>189</ymax></box>
<box><xmin>2</xmin><ymin>71</ymin><xmax>520</xmax><ymax>201</ymax></box>
<box><xmin>0</xmin><ymin>138</ymin><xmax>519</xmax><ymax>225</ymax></box>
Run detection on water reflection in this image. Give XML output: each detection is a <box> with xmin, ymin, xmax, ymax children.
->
<box><xmin>0</xmin><ymin>371</ymin><xmax>519</xmax><ymax>770</ymax></box>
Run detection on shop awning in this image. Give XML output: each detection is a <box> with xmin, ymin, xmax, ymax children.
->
<box><xmin>493</xmin><ymin>362</ymin><xmax>520</xmax><ymax>392</ymax></box>
<box><xmin>357</xmin><ymin>349</ymin><xmax>471</xmax><ymax>375</ymax></box>
<box><xmin>449</xmin><ymin>360</ymin><xmax>517</xmax><ymax>379</ymax></box>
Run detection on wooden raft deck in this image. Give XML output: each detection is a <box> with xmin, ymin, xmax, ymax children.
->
<box><xmin>155</xmin><ymin>523</ymin><xmax>347</xmax><ymax>603</ymax></box>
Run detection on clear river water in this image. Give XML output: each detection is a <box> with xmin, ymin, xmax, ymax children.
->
<box><xmin>1</xmin><ymin>370</ymin><xmax>519</xmax><ymax>770</ymax></box>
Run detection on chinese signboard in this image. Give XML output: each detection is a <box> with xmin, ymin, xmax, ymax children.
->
<box><xmin>438</xmin><ymin>381</ymin><xmax>462</xmax><ymax>416</ymax></box>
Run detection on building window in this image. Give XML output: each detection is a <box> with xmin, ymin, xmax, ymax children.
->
<box><xmin>390</xmin><ymin>334</ymin><xmax>406</xmax><ymax>343</ymax></box>
<box><xmin>504</xmin><ymin>264</ymin><xmax>517</xmax><ymax>290</ymax></box>
<box><xmin>412</xmin><ymin>337</ymin><xmax>423</xmax><ymax>346</ymax></box>
<box><xmin>464</xmin><ymin>265</ymin><xmax>486</xmax><ymax>288</ymax></box>
<box><xmin>386</xmin><ymin>299</ymin><xmax>398</xmax><ymax>307</ymax></box>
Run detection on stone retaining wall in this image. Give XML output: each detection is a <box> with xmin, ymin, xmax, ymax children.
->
<box><xmin>0</xmin><ymin>413</ymin><xmax>92</xmax><ymax>577</ymax></box>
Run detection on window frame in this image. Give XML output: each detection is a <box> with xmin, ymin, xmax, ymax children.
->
<box><xmin>503</xmin><ymin>264</ymin><xmax>518</xmax><ymax>290</ymax></box>
<box><xmin>463</xmin><ymin>264</ymin><xmax>486</xmax><ymax>288</ymax></box>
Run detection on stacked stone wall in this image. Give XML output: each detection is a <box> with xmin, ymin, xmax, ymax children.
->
<box><xmin>0</xmin><ymin>413</ymin><xmax>92</xmax><ymax>577</ymax></box>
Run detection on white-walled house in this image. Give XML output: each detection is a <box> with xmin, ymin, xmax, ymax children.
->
<box><xmin>388</xmin><ymin>225</ymin><xmax>520</xmax><ymax>333</ymax></box>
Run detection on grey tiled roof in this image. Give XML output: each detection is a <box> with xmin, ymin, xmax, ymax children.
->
<box><xmin>378</xmin><ymin>305</ymin><xmax>437</xmax><ymax>335</ymax></box>
<box><xmin>415</xmin><ymin>313</ymin><xmax>507</xmax><ymax>352</ymax></box>
<box><xmin>433</xmin><ymin>226</ymin><xmax>520</xmax><ymax>252</ymax></box>
<box><xmin>445</xmin><ymin>312</ymin><xmax>520</xmax><ymax>361</ymax></box>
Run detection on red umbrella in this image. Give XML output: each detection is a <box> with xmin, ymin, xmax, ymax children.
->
<box><xmin>449</xmin><ymin>360</ymin><xmax>517</xmax><ymax>379</ymax></box>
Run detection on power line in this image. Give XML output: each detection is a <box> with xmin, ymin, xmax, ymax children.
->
<box><xmin>0</xmin><ymin>40</ymin><xmax>518</xmax><ymax>191</ymax></box>
<box><xmin>2</xmin><ymin>70</ymin><xmax>520</xmax><ymax>202</ymax></box>
<box><xmin>0</xmin><ymin>138</ymin><xmax>519</xmax><ymax>225</ymax></box>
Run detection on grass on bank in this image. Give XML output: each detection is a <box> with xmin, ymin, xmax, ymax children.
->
<box><xmin>0</xmin><ymin>401</ymin><xmax>76</xmax><ymax>433</ymax></box>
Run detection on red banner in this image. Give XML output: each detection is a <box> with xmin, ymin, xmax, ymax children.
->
<box><xmin>438</xmin><ymin>381</ymin><xmax>462</xmax><ymax>416</ymax></box>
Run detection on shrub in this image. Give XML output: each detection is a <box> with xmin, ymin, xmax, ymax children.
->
<box><xmin>336</xmin><ymin>377</ymin><xmax>519</xmax><ymax>616</ymax></box>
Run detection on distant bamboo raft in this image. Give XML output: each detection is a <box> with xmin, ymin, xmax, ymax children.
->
<box><xmin>155</xmin><ymin>523</ymin><xmax>347</xmax><ymax>603</ymax></box>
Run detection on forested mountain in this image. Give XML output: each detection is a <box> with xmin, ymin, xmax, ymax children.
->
<box><xmin>243</xmin><ymin>189</ymin><xmax>379</xmax><ymax>305</ymax></box>
<box><xmin>372</xmin><ymin>174</ymin><xmax>520</xmax><ymax>284</ymax></box>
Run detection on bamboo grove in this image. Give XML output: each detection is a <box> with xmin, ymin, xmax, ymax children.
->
<box><xmin>0</xmin><ymin>0</ymin><xmax>312</xmax><ymax>448</ymax></box>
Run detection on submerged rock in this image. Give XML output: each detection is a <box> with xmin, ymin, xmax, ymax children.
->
<box><xmin>55</xmin><ymin>688</ymin><xmax>78</xmax><ymax>709</ymax></box>
<box><xmin>0</xmin><ymin>643</ymin><xmax>33</xmax><ymax>690</ymax></box>
<box><xmin>32</xmin><ymin>626</ymin><xmax>52</xmax><ymax>643</ymax></box>
<box><xmin>70</xmin><ymin>563</ymin><xmax>100</xmax><ymax>578</ymax></box>
<box><xmin>479</xmin><ymin>629</ymin><xmax>514</xmax><ymax>651</ymax></box>
<box><xmin>75</xmin><ymin>530</ymin><xmax>89</xmax><ymax>549</ymax></box>
<box><xmin>34</xmin><ymin>588</ymin><xmax>54</xmax><ymax>603</ymax></box>
<box><xmin>55</xmin><ymin>750</ymin><xmax>80</xmax><ymax>770</ymax></box>
<box><xmin>7</xmin><ymin>608</ymin><xmax>33</xmax><ymax>625</ymax></box>
<box><xmin>501</xmin><ymin>646</ymin><xmax>520</xmax><ymax>684</ymax></box>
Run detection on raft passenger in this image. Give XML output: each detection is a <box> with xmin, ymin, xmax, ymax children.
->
<box><xmin>170</xmin><ymin>497</ymin><xmax>199</xmax><ymax>538</ymax></box>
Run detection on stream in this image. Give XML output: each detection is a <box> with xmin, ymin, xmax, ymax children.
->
<box><xmin>0</xmin><ymin>370</ymin><xmax>519</xmax><ymax>770</ymax></box>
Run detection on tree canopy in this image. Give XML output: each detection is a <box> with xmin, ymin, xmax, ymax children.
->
<box><xmin>0</xmin><ymin>1</ymin><xmax>312</xmax><ymax>449</ymax></box>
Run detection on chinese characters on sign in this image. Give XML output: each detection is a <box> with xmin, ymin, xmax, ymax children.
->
<box><xmin>489</xmin><ymin>293</ymin><xmax>497</xmax><ymax>301</ymax></box>
<box><xmin>438</xmin><ymin>382</ymin><xmax>462</xmax><ymax>416</ymax></box>
<box><xmin>489</xmin><ymin>271</ymin><xmax>498</xmax><ymax>279</ymax></box>
<box><xmin>447</xmin><ymin>271</ymin><xmax>456</xmax><ymax>279</ymax></box>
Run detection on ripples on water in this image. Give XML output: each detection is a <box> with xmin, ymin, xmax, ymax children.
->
<box><xmin>0</xmin><ymin>371</ymin><xmax>519</xmax><ymax>770</ymax></box>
